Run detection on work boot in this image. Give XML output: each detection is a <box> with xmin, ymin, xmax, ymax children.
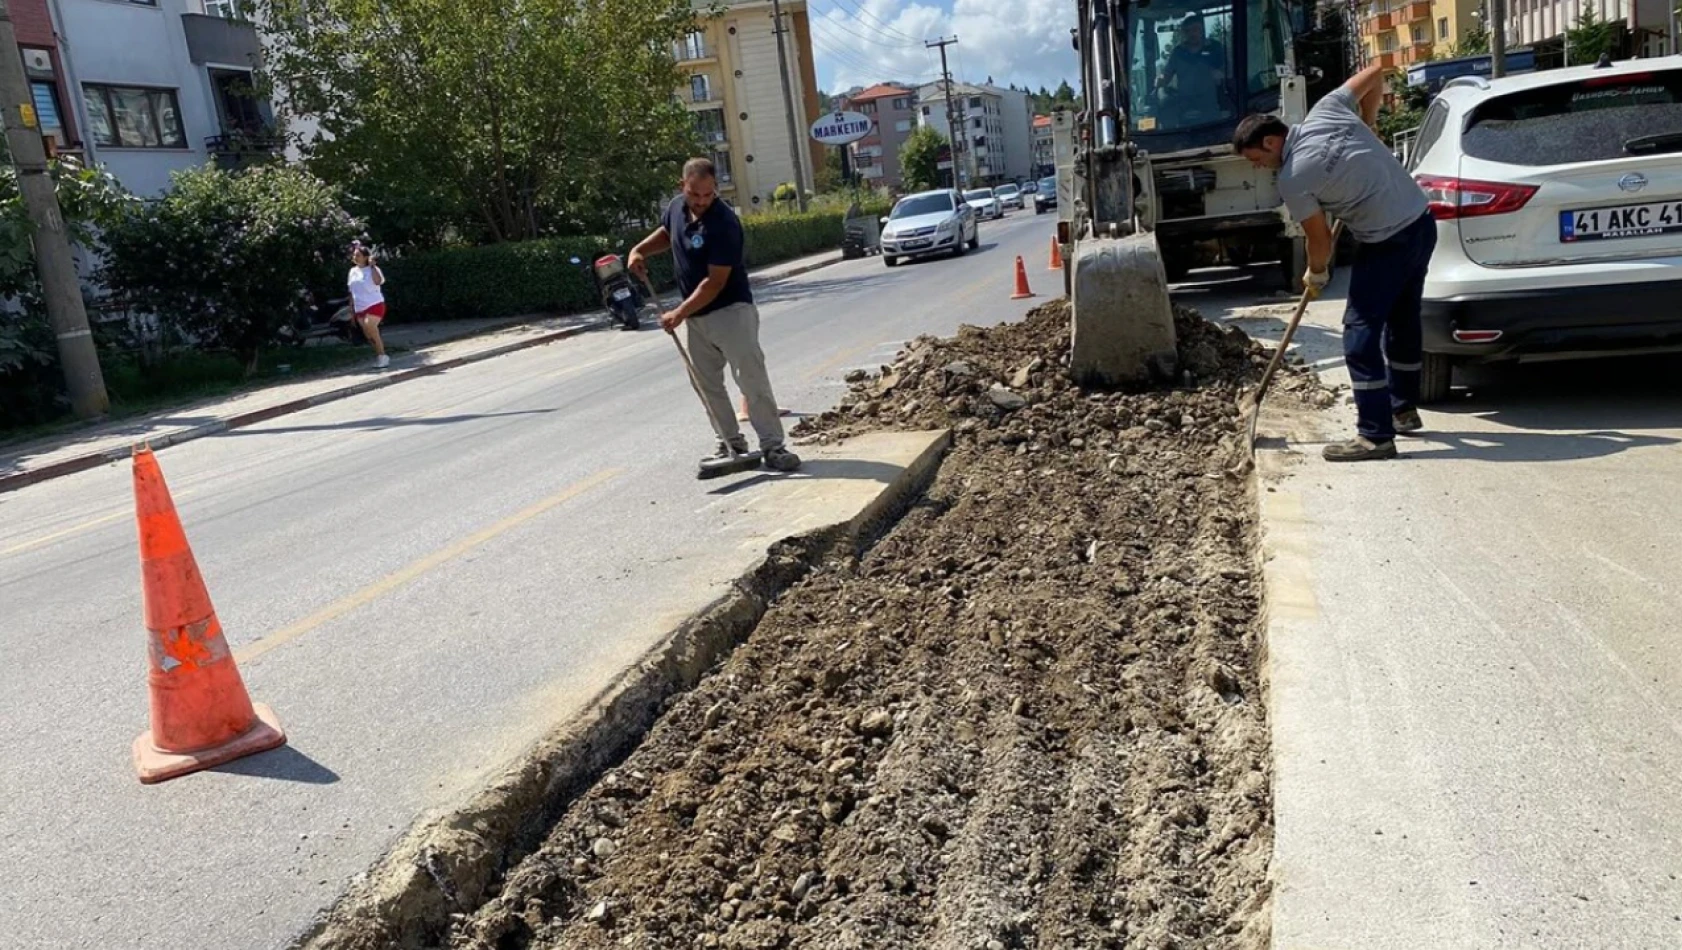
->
<box><xmin>763</xmin><ymin>445</ymin><xmax>803</xmax><ymax>473</ymax></box>
<box><xmin>1393</xmin><ymin>408</ymin><xmax>1424</xmax><ymax>435</ymax></box>
<box><xmin>1323</xmin><ymin>437</ymin><xmax>1397</xmax><ymax>462</ymax></box>
<box><xmin>706</xmin><ymin>436</ymin><xmax>751</xmax><ymax>462</ymax></box>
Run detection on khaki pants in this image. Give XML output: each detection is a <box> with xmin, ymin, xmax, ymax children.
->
<box><xmin>684</xmin><ymin>302</ymin><xmax>785</xmax><ymax>450</ymax></box>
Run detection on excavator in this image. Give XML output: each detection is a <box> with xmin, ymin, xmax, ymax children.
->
<box><xmin>1060</xmin><ymin>0</ymin><xmax>1352</xmax><ymax>387</ymax></box>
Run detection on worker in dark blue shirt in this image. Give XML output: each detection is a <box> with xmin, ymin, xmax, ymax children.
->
<box><xmin>629</xmin><ymin>158</ymin><xmax>801</xmax><ymax>475</ymax></box>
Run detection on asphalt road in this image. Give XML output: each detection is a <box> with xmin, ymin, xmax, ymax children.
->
<box><xmin>1179</xmin><ymin>262</ymin><xmax>1682</xmax><ymax>949</ymax></box>
<box><xmin>0</xmin><ymin>210</ymin><xmax>1058</xmax><ymax>950</ymax></box>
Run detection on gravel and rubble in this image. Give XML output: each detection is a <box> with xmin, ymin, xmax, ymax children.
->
<box><xmin>369</xmin><ymin>300</ymin><xmax>1324</xmax><ymax>950</ymax></box>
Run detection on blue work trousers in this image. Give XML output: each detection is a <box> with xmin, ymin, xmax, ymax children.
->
<box><xmin>1343</xmin><ymin>213</ymin><xmax>1437</xmax><ymax>441</ymax></box>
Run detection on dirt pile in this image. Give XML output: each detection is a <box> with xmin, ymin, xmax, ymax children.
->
<box><xmin>447</xmin><ymin>301</ymin><xmax>1281</xmax><ymax>950</ymax></box>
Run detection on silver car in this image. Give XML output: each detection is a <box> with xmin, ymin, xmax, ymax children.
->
<box><xmin>993</xmin><ymin>183</ymin><xmax>1025</xmax><ymax>210</ymax></box>
<box><xmin>963</xmin><ymin>187</ymin><xmax>1004</xmax><ymax>220</ymax></box>
<box><xmin>881</xmin><ymin>190</ymin><xmax>981</xmax><ymax>267</ymax></box>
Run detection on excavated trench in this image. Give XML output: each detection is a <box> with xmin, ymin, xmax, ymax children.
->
<box><xmin>303</xmin><ymin>300</ymin><xmax>1323</xmax><ymax>950</ymax></box>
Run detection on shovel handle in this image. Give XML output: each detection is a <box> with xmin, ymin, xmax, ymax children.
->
<box><xmin>1252</xmin><ymin>220</ymin><xmax>1343</xmax><ymax>406</ymax></box>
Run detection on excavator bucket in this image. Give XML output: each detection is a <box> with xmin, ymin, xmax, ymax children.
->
<box><xmin>1069</xmin><ymin>232</ymin><xmax>1178</xmax><ymax>388</ymax></box>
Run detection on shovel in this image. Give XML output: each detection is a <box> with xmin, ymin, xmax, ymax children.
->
<box><xmin>1240</xmin><ymin>221</ymin><xmax>1343</xmax><ymax>452</ymax></box>
<box><xmin>644</xmin><ymin>274</ymin><xmax>765</xmax><ymax>479</ymax></box>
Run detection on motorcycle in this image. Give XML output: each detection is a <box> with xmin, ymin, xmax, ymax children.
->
<box><xmin>281</xmin><ymin>289</ymin><xmax>362</xmax><ymax>346</ymax></box>
<box><xmin>571</xmin><ymin>253</ymin><xmax>644</xmax><ymax>331</ymax></box>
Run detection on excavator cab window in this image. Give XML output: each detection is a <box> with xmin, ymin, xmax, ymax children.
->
<box><xmin>1125</xmin><ymin>0</ymin><xmax>1289</xmax><ymax>138</ymax></box>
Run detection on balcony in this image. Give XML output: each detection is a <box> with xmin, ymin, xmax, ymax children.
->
<box><xmin>207</xmin><ymin>131</ymin><xmax>282</xmax><ymax>170</ymax></box>
<box><xmin>1362</xmin><ymin>11</ymin><xmax>1395</xmax><ymax>34</ymax></box>
<box><xmin>1376</xmin><ymin>51</ymin><xmax>1401</xmax><ymax>68</ymax></box>
<box><xmin>1404</xmin><ymin>41</ymin><xmax>1436</xmax><ymax>63</ymax></box>
<box><xmin>1402</xmin><ymin>1</ymin><xmax>1432</xmax><ymax>21</ymax></box>
<box><xmin>182</xmin><ymin>12</ymin><xmax>261</xmax><ymax>66</ymax></box>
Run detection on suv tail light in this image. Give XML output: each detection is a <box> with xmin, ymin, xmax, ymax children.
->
<box><xmin>1416</xmin><ymin>175</ymin><xmax>1539</xmax><ymax>220</ymax></box>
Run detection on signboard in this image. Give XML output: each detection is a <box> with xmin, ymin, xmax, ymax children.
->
<box><xmin>810</xmin><ymin>110</ymin><xmax>873</xmax><ymax>146</ymax></box>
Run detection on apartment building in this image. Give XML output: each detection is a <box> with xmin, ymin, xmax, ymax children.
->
<box><xmin>1507</xmin><ymin>0</ymin><xmax>1676</xmax><ymax>58</ymax></box>
<box><xmin>838</xmin><ymin>83</ymin><xmax>917</xmax><ymax>190</ymax></box>
<box><xmin>916</xmin><ymin>81</ymin><xmax>1034</xmax><ymax>184</ymax></box>
<box><xmin>676</xmin><ymin>0</ymin><xmax>823</xmax><ymax>211</ymax></box>
<box><xmin>1359</xmin><ymin>0</ymin><xmax>1482</xmax><ymax>68</ymax></box>
<box><xmin>50</xmin><ymin>0</ymin><xmax>275</xmax><ymax>195</ymax></box>
<box><xmin>1032</xmin><ymin>115</ymin><xmax>1054</xmax><ymax>178</ymax></box>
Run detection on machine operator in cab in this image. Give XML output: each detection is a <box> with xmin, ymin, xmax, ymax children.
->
<box><xmin>1156</xmin><ymin>15</ymin><xmax>1228</xmax><ymax>114</ymax></box>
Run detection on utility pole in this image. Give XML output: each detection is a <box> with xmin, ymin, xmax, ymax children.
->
<box><xmin>1489</xmin><ymin>0</ymin><xmax>1508</xmax><ymax>76</ymax></box>
<box><xmin>0</xmin><ymin>0</ymin><xmax>106</xmax><ymax>417</ymax></box>
<box><xmin>769</xmin><ymin>0</ymin><xmax>809</xmax><ymax>212</ymax></box>
<box><xmin>926</xmin><ymin>36</ymin><xmax>962</xmax><ymax>188</ymax></box>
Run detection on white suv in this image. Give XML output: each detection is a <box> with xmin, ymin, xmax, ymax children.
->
<box><xmin>1405</xmin><ymin>55</ymin><xmax>1682</xmax><ymax>402</ymax></box>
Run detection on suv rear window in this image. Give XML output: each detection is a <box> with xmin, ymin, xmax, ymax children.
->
<box><xmin>1462</xmin><ymin>69</ymin><xmax>1682</xmax><ymax>166</ymax></box>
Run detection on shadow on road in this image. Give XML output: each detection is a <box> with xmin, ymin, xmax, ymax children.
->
<box><xmin>705</xmin><ymin>457</ymin><xmax>908</xmax><ymax>496</ymax></box>
<box><xmin>1435</xmin><ymin>353</ymin><xmax>1682</xmax><ymax>433</ymax></box>
<box><xmin>212</xmin><ymin>744</ymin><xmax>340</xmax><ymax>785</ymax></box>
<box><xmin>222</xmin><ymin>408</ymin><xmax>559</xmax><ymax>437</ymax></box>
<box><xmin>1401</xmin><ymin>428</ymin><xmax>1680</xmax><ymax>463</ymax></box>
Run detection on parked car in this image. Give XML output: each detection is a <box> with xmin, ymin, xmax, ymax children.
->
<box><xmin>964</xmin><ymin>187</ymin><xmax>1004</xmax><ymax>220</ymax></box>
<box><xmin>994</xmin><ymin>183</ymin><xmax>1025</xmax><ymax>210</ymax></box>
<box><xmin>1033</xmin><ymin>176</ymin><xmax>1058</xmax><ymax>214</ymax></box>
<box><xmin>1020</xmin><ymin>180</ymin><xmax>1039</xmax><ymax>194</ymax></box>
<box><xmin>1408</xmin><ymin>55</ymin><xmax>1682</xmax><ymax>402</ymax></box>
<box><xmin>880</xmin><ymin>190</ymin><xmax>980</xmax><ymax>267</ymax></box>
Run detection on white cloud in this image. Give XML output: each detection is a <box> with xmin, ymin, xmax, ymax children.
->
<box><xmin>807</xmin><ymin>0</ymin><xmax>1080</xmax><ymax>97</ymax></box>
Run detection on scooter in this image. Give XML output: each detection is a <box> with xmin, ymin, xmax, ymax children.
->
<box><xmin>281</xmin><ymin>289</ymin><xmax>362</xmax><ymax>346</ymax></box>
<box><xmin>571</xmin><ymin>253</ymin><xmax>644</xmax><ymax>331</ymax></box>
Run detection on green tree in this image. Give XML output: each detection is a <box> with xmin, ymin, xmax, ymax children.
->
<box><xmin>1566</xmin><ymin>3</ymin><xmax>1620</xmax><ymax>64</ymax></box>
<box><xmin>0</xmin><ymin>161</ymin><xmax>133</xmax><ymax>427</ymax></box>
<box><xmin>899</xmin><ymin>125</ymin><xmax>945</xmax><ymax>192</ymax></box>
<box><xmin>100</xmin><ymin>165</ymin><xmax>362</xmax><ymax>375</ymax></box>
<box><xmin>1054</xmin><ymin>80</ymin><xmax>1077</xmax><ymax>102</ymax></box>
<box><xmin>1376</xmin><ymin>71</ymin><xmax>1431</xmax><ymax>146</ymax></box>
<box><xmin>256</xmin><ymin>0</ymin><xmax>698</xmax><ymax>246</ymax></box>
<box><xmin>1450</xmin><ymin>24</ymin><xmax>1490</xmax><ymax>56</ymax></box>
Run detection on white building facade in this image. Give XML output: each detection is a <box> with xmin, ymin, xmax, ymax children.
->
<box><xmin>1506</xmin><ymin>0</ymin><xmax>1677</xmax><ymax>58</ymax></box>
<box><xmin>55</xmin><ymin>0</ymin><xmax>276</xmax><ymax>195</ymax></box>
<box><xmin>916</xmin><ymin>81</ymin><xmax>1035</xmax><ymax>184</ymax></box>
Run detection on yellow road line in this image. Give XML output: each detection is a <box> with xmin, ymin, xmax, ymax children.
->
<box><xmin>1</xmin><ymin>490</ymin><xmax>198</xmax><ymax>559</ymax></box>
<box><xmin>235</xmin><ymin>468</ymin><xmax>622</xmax><ymax>663</ymax></box>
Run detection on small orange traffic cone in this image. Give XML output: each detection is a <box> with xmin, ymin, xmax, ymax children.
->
<box><xmin>132</xmin><ymin>447</ymin><xmax>284</xmax><ymax>784</ymax></box>
<box><xmin>1011</xmin><ymin>256</ymin><xmax>1035</xmax><ymax>300</ymax></box>
<box><xmin>1048</xmin><ymin>235</ymin><xmax>1063</xmax><ymax>271</ymax></box>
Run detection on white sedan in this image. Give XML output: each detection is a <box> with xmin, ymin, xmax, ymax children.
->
<box><xmin>994</xmin><ymin>183</ymin><xmax>1025</xmax><ymax>210</ymax></box>
<box><xmin>964</xmin><ymin>188</ymin><xmax>1003</xmax><ymax>219</ymax></box>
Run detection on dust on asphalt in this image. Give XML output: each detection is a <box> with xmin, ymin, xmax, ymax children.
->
<box><xmin>420</xmin><ymin>299</ymin><xmax>1314</xmax><ymax>950</ymax></box>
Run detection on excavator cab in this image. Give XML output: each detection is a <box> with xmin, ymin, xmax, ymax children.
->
<box><xmin>1124</xmin><ymin>0</ymin><xmax>1294</xmax><ymax>148</ymax></box>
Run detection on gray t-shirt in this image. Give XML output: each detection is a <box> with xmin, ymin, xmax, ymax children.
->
<box><xmin>1278</xmin><ymin>87</ymin><xmax>1426</xmax><ymax>243</ymax></box>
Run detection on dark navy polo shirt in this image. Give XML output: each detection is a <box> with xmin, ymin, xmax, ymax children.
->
<box><xmin>663</xmin><ymin>195</ymin><xmax>753</xmax><ymax>316</ymax></box>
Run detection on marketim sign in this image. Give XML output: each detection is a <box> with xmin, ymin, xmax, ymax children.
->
<box><xmin>810</xmin><ymin>110</ymin><xmax>873</xmax><ymax>146</ymax></box>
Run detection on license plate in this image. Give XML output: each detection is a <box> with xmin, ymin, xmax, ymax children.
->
<box><xmin>903</xmin><ymin>240</ymin><xmax>931</xmax><ymax>250</ymax></box>
<box><xmin>1559</xmin><ymin>199</ymin><xmax>1682</xmax><ymax>242</ymax></box>
<box><xmin>612</xmin><ymin>288</ymin><xmax>633</xmax><ymax>301</ymax></box>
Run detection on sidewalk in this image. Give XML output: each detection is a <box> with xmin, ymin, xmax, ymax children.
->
<box><xmin>1237</xmin><ymin>277</ymin><xmax>1682</xmax><ymax>948</ymax></box>
<box><xmin>0</xmin><ymin>249</ymin><xmax>842</xmax><ymax>494</ymax></box>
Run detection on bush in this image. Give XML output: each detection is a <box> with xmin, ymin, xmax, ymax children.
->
<box><xmin>101</xmin><ymin>164</ymin><xmax>362</xmax><ymax>374</ymax></box>
<box><xmin>382</xmin><ymin>201</ymin><xmax>888</xmax><ymax>323</ymax></box>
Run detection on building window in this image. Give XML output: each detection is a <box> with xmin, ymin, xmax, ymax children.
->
<box><xmin>891</xmin><ymin>97</ymin><xmax>908</xmax><ymax>110</ymax></box>
<box><xmin>82</xmin><ymin>84</ymin><xmax>185</xmax><ymax>149</ymax></box>
<box><xmin>690</xmin><ymin>74</ymin><xmax>711</xmax><ymax>102</ymax></box>
<box><xmin>203</xmin><ymin>0</ymin><xmax>245</xmax><ymax>17</ymax></box>
<box><xmin>894</xmin><ymin>118</ymin><xmax>912</xmax><ymax>132</ymax></box>
<box><xmin>1411</xmin><ymin>24</ymin><xmax>1425</xmax><ymax>42</ymax></box>
<box><xmin>712</xmin><ymin>149</ymin><xmax>733</xmax><ymax>183</ymax></box>
<box><xmin>858</xmin><ymin>101</ymin><xmax>877</xmax><ymax>114</ymax></box>
<box><xmin>969</xmin><ymin>96</ymin><xmax>982</xmax><ymax>108</ymax></box>
<box><xmin>677</xmin><ymin>31</ymin><xmax>706</xmax><ymax>60</ymax></box>
<box><xmin>921</xmin><ymin>105</ymin><xmax>930</xmax><ymax>116</ymax></box>
<box><xmin>1437</xmin><ymin>16</ymin><xmax>1448</xmax><ymax>38</ymax></box>
<box><xmin>855</xmin><ymin>152</ymin><xmax>876</xmax><ymax>168</ymax></box>
<box><xmin>694</xmin><ymin>107</ymin><xmax>727</xmax><ymax>143</ymax></box>
<box><xmin>30</xmin><ymin>81</ymin><xmax>64</xmax><ymax>146</ymax></box>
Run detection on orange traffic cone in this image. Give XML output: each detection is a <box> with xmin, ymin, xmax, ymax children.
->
<box><xmin>1011</xmin><ymin>256</ymin><xmax>1035</xmax><ymax>300</ymax></box>
<box><xmin>132</xmin><ymin>447</ymin><xmax>284</xmax><ymax>784</ymax></box>
<box><xmin>1048</xmin><ymin>235</ymin><xmax>1063</xmax><ymax>271</ymax></box>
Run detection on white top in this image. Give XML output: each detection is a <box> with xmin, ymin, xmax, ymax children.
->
<box><xmin>348</xmin><ymin>265</ymin><xmax>384</xmax><ymax>312</ymax></box>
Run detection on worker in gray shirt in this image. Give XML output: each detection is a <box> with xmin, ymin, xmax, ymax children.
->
<box><xmin>1234</xmin><ymin>62</ymin><xmax>1435</xmax><ymax>462</ymax></box>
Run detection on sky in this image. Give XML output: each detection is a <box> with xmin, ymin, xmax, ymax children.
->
<box><xmin>805</xmin><ymin>0</ymin><xmax>1081</xmax><ymax>97</ymax></box>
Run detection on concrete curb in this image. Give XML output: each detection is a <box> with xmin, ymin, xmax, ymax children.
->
<box><xmin>0</xmin><ymin>253</ymin><xmax>848</xmax><ymax>497</ymax></box>
<box><xmin>0</xmin><ymin>323</ymin><xmax>593</xmax><ymax>496</ymax></box>
<box><xmin>292</xmin><ymin>430</ymin><xmax>952</xmax><ymax>950</ymax></box>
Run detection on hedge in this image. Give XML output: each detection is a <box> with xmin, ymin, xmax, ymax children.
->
<box><xmin>382</xmin><ymin>203</ymin><xmax>886</xmax><ymax>323</ymax></box>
